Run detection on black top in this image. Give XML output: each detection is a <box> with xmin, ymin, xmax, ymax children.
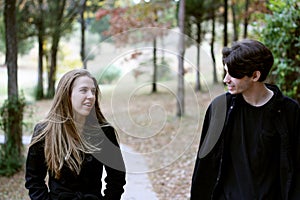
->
<box><xmin>221</xmin><ymin>95</ymin><xmax>281</xmax><ymax>200</ymax></box>
<box><xmin>191</xmin><ymin>84</ymin><xmax>300</xmax><ymax>200</ymax></box>
<box><xmin>25</xmin><ymin>124</ymin><xmax>126</xmax><ymax>200</ymax></box>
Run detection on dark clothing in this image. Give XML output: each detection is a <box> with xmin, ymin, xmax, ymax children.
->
<box><xmin>221</xmin><ymin>95</ymin><xmax>281</xmax><ymax>200</ymax></box>
<box><xmin>25</xmin><ymin>124</ymin><xmax>126</xmax><ymax>200</ymax></box>
<box><xmin>191</xmin><ymin>84</ymin><xmax>300</xmax><ymax>200</ymax></box>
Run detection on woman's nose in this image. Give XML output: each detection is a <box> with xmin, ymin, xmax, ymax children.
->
<box><xmin>87</xmin><ymin>90</ymin><xmax>95</xmax><ymax>98</ymax></box>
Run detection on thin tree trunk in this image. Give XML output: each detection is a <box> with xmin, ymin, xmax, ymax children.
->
<box><xmin>243</xmin><ymin>0</ymin><xmax>249</xmax><ymax>38</ymax></box>
<box><xmin>36</xmin><ymin>0</ymin><xmax>44</xmax><ymax>100</ymax></box>
<box><xmin>47</xmin><ymin>0</ymin><xmax>66</xmax><ymax>98</ymax></box>
<box><xmin>223</xmin><ymin>0</ymin><xmax>228</xmax><ymax>47</ymax></box>
<box><xmin>152</xmin><ymin>37</ymin><xmax>157</xmax><ymax>93</ymax></box>
<box><xmin>37</xmin><ymin>30</ymin><xmax>44</xmax><ymax>100</ymax></box>
<box><xmin>177</xmin><ymin>0</ymin><xmax>185</xmax><ymax>117</ymax></box>
<box><xmin>231</xmin><ymin>1</ymin><xmax>238</xmax><ymax>41</ymax></box>
<box><xmin>80</xmin><ymin>0</ymin><xmax>87</xmax><ymax>69</ymax></box>
<box><xmin>195</xmin><ymin>22</ymin><xmax>201</xmax><ymax>91</ymax></box>
<box><xmin>211</xmin><ymin>15</ymin><xmax>218</xmax><ymax>83</ymax></box>
<box><xmin>47</xmin><ymin>36</ymin><xmax>59</xmax><ymax>98</ymax></box>
<box><xmin>223</xmin><ymin>0</ymin><xmax>228</xmax><ymax>81</ymax></box>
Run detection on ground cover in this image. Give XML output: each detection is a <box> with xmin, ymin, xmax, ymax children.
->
<box><xmin>0</xmin><ymin>80</ymin><xmax>224</xmax><ymax>199</ymax></box>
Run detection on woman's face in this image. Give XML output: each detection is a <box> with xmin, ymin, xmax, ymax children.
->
<box><xmin>71</xmin><ymin>76</ymin><xmax>96</xmax><ymax>121</ymax></box>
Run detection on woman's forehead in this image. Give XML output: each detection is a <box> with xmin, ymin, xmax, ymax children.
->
<box><xmin>73</xmin><ymin>76</ymin><xmax>95</xmax><ymax>87</ymax></box>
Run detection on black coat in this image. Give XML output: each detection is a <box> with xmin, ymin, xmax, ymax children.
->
<box><xmin>190</xmin><ymin>84</ymin><xmax>300</xmax><ymax>200</ymax></box>
<box><xmin>25</xmin><ymin>124</ymin><xmax>126</xmax><ymax>200</ymax></box>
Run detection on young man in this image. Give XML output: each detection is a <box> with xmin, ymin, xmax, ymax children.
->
<box><xmin>190</xmin><ymin>39</ymin><xmax>300</xmax><ymax>200</ymax></box>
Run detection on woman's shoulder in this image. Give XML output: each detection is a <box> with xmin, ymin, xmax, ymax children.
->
<box><xmin>100</xmin><ymin>124</ymin><xmax>119</xmax><ymax>145</ymax></box>
<box><xmin>101</xmin><ymin>123</ymin><xmax>115</xmax><ymax>133</ymax></box>
<box><xmin>33</xmin><ymin>121</ymin><xmax>48</xmax><ymax>137</ymax></box>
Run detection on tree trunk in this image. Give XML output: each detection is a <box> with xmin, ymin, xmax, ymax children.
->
<box><xmin>177</xmin><ymin>0</ymin><xmax>185</xmax><ymax>117</ymax></box>
<box><xmin>223</xmin><ymin>0</ymin><xmax>228</xmax><ymax>47</ymax></box>
<box><xmin>5</xmin><ymin>0</ymin><xmax>18</xmax><ymax>99</ymax></box>
<box><xmin>195</xmin><ymin>22</ymin><xmax>201</xmax><ymax>92</ymax></box>
<box><xmin>152</xmin><ymin>37</ymin><xmax>157</xmax><ymax>93</ymax></box>
<box><xmin>231</xmin><ymin>1</ymin><xmax>238</xmax><ymax>41</ymax></box>
<box><xmin>243</xmin><ymin>0</ymin><xmax>249</xmax><ymax>38</ymax></box>
<box><xmin>223</xmin><ymin>0</ymin><xmax>228</xmax><ymax>81</ymax></box>
<box><xmin>36</xmin><ymin>0</ymin><xmax>44</xmax><ymax>100</ymax></box>
<box><xmin>47</xmin><ymin>35</ymin><xmax>59</xmax><ymax>98</ymax></box>
<box><xmin>211</xmin><ymin>14</ymin><xmax>218</xmax><ymax>83</ymax></box>
<box><xmin>47</xmin><ymin>0</ymin><xmax>66</xmax><ymax>98</ymax></box>
<box><xmin>4</xmin><ymin>0</ymin><xmax>23</xmax><ymax>170</ymax></box>
<box><xmin>37</xmin><ymin>30</ymin><xmax>44</xmax><ymax>100</ymax></box>
<box><xmin>80</xmin><ymin>0</ymin><xmax>87</xmax><ymax>69</ymax></box>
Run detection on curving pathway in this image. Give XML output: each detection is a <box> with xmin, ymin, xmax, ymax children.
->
<box><xmin>0</xmin><ymin>135</ymin><xmax>158</xmax><ymax>200</ymax></box>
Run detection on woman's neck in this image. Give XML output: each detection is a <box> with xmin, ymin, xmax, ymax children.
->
<box><xmin>74</xmin><ymin>116</ymin><xmax>86</xmax><ymax>133</ymax></box>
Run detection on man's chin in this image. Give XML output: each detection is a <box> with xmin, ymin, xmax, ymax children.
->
<box><xmin>227</xmin><ymin>90</ymin><xmax>237</xmax><ymax>95</ymax></box>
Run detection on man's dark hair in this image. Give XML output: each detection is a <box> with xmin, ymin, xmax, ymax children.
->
<box><xmin>222</xmin><ymin>39</ymin><xmax>274</xmax><ymax>81</ymax></box>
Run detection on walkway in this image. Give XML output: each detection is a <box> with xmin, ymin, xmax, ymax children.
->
<box><xmin>0</xmin><ymin>135</ymin><xmax>158</xmax><ymax>200</ymax></box>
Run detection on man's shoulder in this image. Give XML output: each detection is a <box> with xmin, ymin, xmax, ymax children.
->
<box><xmin>210</xmin><ymin>92</ymin><xmax>233</xmax><ymax>107</ymax></box>
<box><xmin>280</xmin><ymin>95</ymin><xmax>300</xmax><ymax>111</ymax></box>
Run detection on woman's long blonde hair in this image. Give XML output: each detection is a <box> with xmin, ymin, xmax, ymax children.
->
<box><xmin>30</xmin><ymin>69</ymin><xmax>107</xmax><ymax>179</ymax></box>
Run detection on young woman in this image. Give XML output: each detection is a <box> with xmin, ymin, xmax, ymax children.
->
<box><xmin>25</xmin><ymin>69</ymin><xmax>126</xmax><ymax>200</ymax></box>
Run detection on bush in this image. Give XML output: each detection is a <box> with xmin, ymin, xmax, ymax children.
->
<box><xmin>96</xmin><ymin>65</ymin><xmax>121</xmax><ymax>84</ymax></box>
<box><xmin>0</xmin><ymin>93</ymin><xmax>26</xmax><ymax>176</ymax></box>
<box><xmin>259</xmin><ymin>0</ymin><xmax>300</xmax><ymax>103</ymax></box>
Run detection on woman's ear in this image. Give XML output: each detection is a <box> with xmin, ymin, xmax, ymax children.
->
<box><xmin>252</xmin><ymin>71</ymin><xmax>261</xmax><ymax>82</ymax></box>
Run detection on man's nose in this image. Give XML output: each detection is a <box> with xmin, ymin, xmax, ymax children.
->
<box><xmin>223</xmin><ymin>73</ymin><xmax>230</xmax><ymax>83</ymax></box>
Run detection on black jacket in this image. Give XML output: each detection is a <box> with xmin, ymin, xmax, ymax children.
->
<box><xmin>25</xmin><ymin>124</ymin><xmax>126</xmax><ymax>200</ymax></box>
<box><xmin>191</xmin><ymin>84</ymin><xmax>300</xmax><ymax>200</ymax></box>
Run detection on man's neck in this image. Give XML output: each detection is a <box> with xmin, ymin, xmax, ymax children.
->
<box><xmin>242</xmin><ymin>83</ymin><xmax>274</xmax><ymax>107</ymax></box>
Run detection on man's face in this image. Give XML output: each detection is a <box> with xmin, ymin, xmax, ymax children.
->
<box><xmin>223</xmin><ymin>65</ymin><xmax>253</xmax><ymax>95</ymax></box>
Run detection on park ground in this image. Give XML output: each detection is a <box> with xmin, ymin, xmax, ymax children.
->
<box><xmin>0</xmin><ymin>32</ymin><xmax>226</xmax><ymax>199</ymax></box>
<box><xmin>0</xmin><ymin>80</ymin><xmax>224</xmax><ymax>200</ymax></box>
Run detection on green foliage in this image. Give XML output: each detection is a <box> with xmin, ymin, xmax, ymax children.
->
<box><xmin>96</xmin><ymin>65</ymin><xmax>121</xmax><ymax>84</ymax></box>
<box><xmin>34</xmin><ymin>84</ymin><xmax>44</xmax><ymax>101</ymax></box>
<box><xmin>0</xmin><ymin>16</ymin><xmax>34</xmax><ymax>56</ymax></box>
<box><xmin>0</xmin><ymin>143</ymin><xmax>24</xmax><ymax>176</ymax></box>
<box><xmin>0</xmin><ymin>17</ymin><xmax>5</xmax><ymax>53</ymax></box>
<box><xmin>90</xmin><ymin>16</ymin><xmax>110</xmax><ymax>42</ymax></box>
<box><xmin>260</xmin><ymin>0</ymin><xmax>300</xmax><ymax>102</ymax></box>
<box><xmin>0</xmin><ymin>93</ymin><xmax>26</xmax><ymax>176</ymax></box>
<box><xmin>185</xmin><ymin>0</ymin><xmax>222</xmax><ymax>46</ymax></box>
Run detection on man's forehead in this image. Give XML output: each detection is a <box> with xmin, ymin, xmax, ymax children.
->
<box><xmin>224</xmin><ymin>64</ymin><xmax>228</xmax><ymax>71</ymax></box>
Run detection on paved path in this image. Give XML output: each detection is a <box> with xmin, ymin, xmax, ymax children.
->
<box><xmin>0</xmin><ymin>135</ymin><xmax>158</xmax><ymax>200</ymax></box>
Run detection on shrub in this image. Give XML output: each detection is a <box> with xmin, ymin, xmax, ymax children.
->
<box><xmin>0</xmin><ymin>93</ymin><xmax>25</xmax><ymax>176</ymax></box>
<box><xmin>96</xmin><ymin>65</ymin><xmax>121</xmax><ymax>84</ymax></box>
<box><xmin>259</xmin><ymin>0</ymin><xmax>300</xmax><ymax>102</ymax></box>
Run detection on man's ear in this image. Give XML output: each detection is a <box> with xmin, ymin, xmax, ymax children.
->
<box><xmin>252</xmin><ymin>71</ymin><xmax>261</xmax><ymax>82</ymax></box>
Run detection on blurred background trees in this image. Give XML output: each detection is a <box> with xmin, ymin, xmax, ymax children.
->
<box><xmin>0</xmin><ymin>0</ymin><xmax>299</xmax><ymax>176</ymax></box>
